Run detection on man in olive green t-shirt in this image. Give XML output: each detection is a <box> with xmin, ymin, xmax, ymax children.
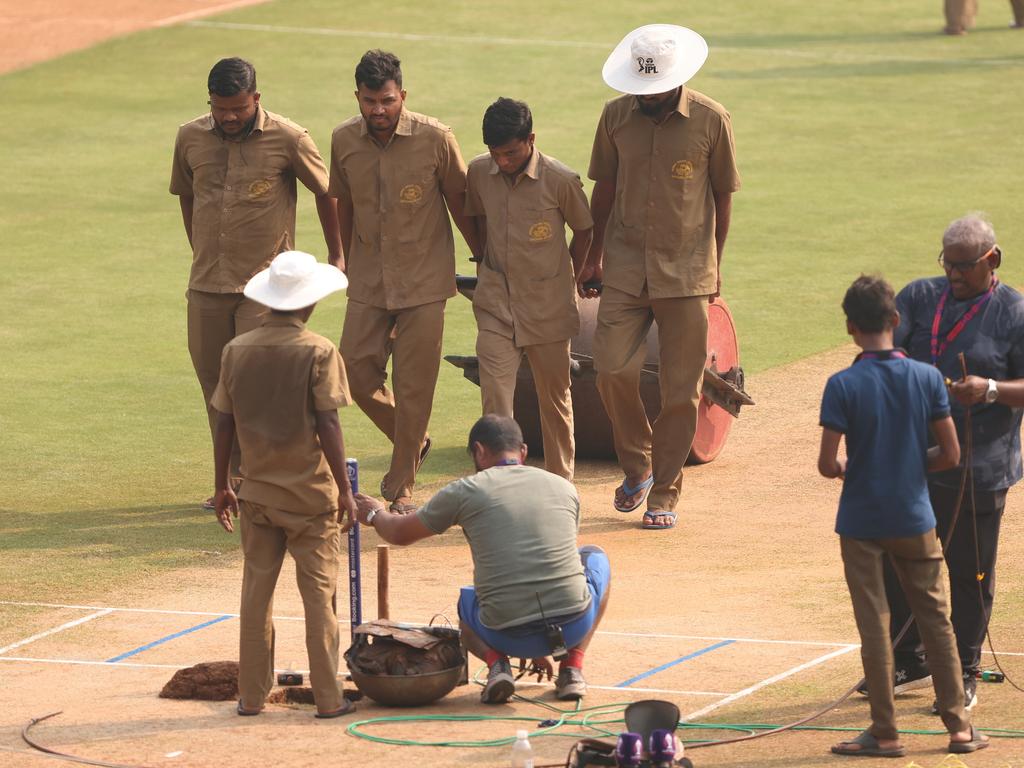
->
<box><xmin>354</xmin><ymin>415</ymin><xmax>611</xmax><ymax>705</ymax></box>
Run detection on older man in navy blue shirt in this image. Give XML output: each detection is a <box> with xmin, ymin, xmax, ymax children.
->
<box><xmin>876</xmin><ymin>214</ymin><xmax>1024</xmax><ymax>712</ymax></box>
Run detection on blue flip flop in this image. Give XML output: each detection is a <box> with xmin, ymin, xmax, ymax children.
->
<box><xmin>614</xmin><ymin>475</ymin><xmax>654</xmax><ymax>513</ymax></box>
<box><xmin>641</xmin><ymin>510</ymin><xmax>676</xmax><ymax>530</ymax></box>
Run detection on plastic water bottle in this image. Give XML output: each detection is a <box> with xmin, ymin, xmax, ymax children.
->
<box><xmin>510</xmin><ymin>729</ymin><xmax>534</xmax><ymax>768</ymax></box>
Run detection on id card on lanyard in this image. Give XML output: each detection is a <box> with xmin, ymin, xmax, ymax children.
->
<box><xmin>930</xmin><ymin>280</ymin><xmax>998</xmax><ymax>366</ymax></box>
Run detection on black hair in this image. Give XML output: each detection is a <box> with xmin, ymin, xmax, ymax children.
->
<box><xmin>355</xmin><ymin>50</ymin><xmax>402</xmax><ymax>90</ymax></box>
<box><xmin>842</xmin><ymin>275</ymin><xmax>897</xmax><ymax>333</ymax></box>
<box><xmin>207</xmin><ymin>57</ymin><xmax>257</xmax><ymax>96</ymax></box>
<box><xmin>468</xmin><ymin>414</ymin><xmax>524</xmax><ymax>454</ymax></box>
<box><xmin>482</xmin><ymin>97</ymin><xmax>533</xmax><ymax>147</ymax></box>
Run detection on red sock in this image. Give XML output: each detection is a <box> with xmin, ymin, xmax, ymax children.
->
<box><xmin>484</xmin><ymin>649</ymin><xmax>505</xmax><ymax>667</ymax></box>
<box><xmin>561</xmin><ymin>648</ymin><xmax>585</xmax><ymax>670</ymax></box>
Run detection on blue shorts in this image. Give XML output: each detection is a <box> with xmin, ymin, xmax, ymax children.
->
<box><xmin>457</xmin><ymin>546</ymin><xmax>610</xmax><ymax>659</ymax></box>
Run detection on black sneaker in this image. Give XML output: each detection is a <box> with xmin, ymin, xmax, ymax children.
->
<box><xmin>857</xmin><ymin>664</ymin><xmax>932</xmax><ymax>696</ymax></box>
<box><xmin>930</xmin><ymin>674</ymin><xmax>978</xmax><ymax>715</ymax></box>
<box><xmin>480</xmin><ymin>657</ymin><xmax>514</xmax><ymax>704</ymax></box>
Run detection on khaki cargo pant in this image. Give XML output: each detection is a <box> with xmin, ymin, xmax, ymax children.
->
<box><xmin>476</xmin><ymin>330</ymin><xmax>574</xmax><ymax>481</ymax></box>
<box><xmin>238</xmin><ymin>500</ymin><xmax>343</xmax><ymax>713</ymax></box>
<box><xmin>841</xmin><ymin>532</ymin><xmax>969</xmax><ymax>741</ymax></box>
<box><xmin>186</xmin><ymin>289</ymin><xmax>268</xmax><ymax>478</ymax></box>
<box><xmin>340</xmin><ymin>298</ymin><xmax>443</xmax><ymax>501</ymax></box>
<box><xmin>593</xmin><ymin>286</ymin><xmax>708</xmax><ymax>513</ymax></box>
<box><xmin>945</xmin><ymin>0</ymin><xmax>1024</xmax><ymax>31</ymax></box>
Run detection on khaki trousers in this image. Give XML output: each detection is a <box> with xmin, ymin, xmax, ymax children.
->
<box><xmin>841</xmin><ymin>532</ymin><xmax>969</xmax><ymax>741</ymax></box>
<box><xmin>340</xmin><ymin>299</ymin><xmax>444</xmax><ymax>500</ymax></box>
<box><xmin>186</xmin><ymin>289</ymin><xmax>268</xmax><ymax>478</ymax></box>
<box><xmin>945</xmin><ymin>0</ymin><xmax>1024</xmax><ymax>30</ymax></box>
<box><xmin>238</xmin><ymin>500</ymin><xmax>342</xmax><ymax>712</ymax></box>
<box><xmin>593</xmin><ymin>287</ymin><xmax>708</xmax><ymax>512</ymax></box>
<box><xmin>476</xmin><ymin>330</ymin><xmax>574</xmax><ymax>480</ymax></box>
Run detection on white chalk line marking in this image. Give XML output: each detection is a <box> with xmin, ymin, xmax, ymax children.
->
<box><xmin>598</xmin><ymin>630</ymin><xmax>857</xmax><ymax>648</ymax></box>
<box><xmin>0</xmin><ymin>608</ymin><xmax>112</xmax><ymax>655</ymax></box>
<box><xmin>182</xmin><ymin>20</ymin><xmax>1022</xmax><ymax>67</ymax></box>
<box><xmin>154</xmin><ymin>0</ymin><xmax>270</xmax><ymax>28</ymax></box>
<box><xmin>683</xmin><ymin>645</ymin><xmax>859</xmax><ymax>721</ymax></box>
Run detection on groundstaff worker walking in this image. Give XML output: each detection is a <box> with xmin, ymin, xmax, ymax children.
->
<box><xmin>875</xmin><ymin>214</ymin><xmax>1024</xmax><ymax>711</ymax></box>
<box><xmin>329</xmin><ymin>50</ymin><xmax>480</xmax><ymax>514</ymax></box>
<box><xmin>465</xmin><ymin>97</ymin><xmax>594</xmax><ymax>481</ymax></box>
<box><xmin>819</xmin><ymin>275</ymin><xmax>988</xmax><ymax>757</ymax></box>
<box><xmin>170</xmin><ymin>57</ymin><xmax>342</xmax><ymax>508</ymax></box>
<box><xmin>353</xmin><ymin>415</ymin><xmax>611</xmax><ymax>704</ymax></box>
<box><xmin>211</xmin><ymin>250</ymin><xmax>356</xmax><ymax>720</ymax></box>
<box><xmin>581</xmin><ymin>25</ymin><xmax>741</xmax><ymax>530</ymax></box>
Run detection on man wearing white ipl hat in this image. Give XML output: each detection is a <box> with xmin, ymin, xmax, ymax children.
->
<box><xmin>211</xmin><ymin>250</ymin><xmax>357</xmax><ymax>719</ymax></box>
<box><xmin>580</xmin><ymin>25</ymin><xmax>741</xmax><ymax>530</ymax></box>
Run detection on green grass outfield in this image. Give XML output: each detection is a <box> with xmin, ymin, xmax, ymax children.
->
<box><xmin>1</xmin><ymin>0</ymin><xmax>1023</xmax><ymax>598</ymax></box>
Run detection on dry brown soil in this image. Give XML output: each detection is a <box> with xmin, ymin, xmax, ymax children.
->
<box><xmin>1</xmin><ymin>6</ymin><xmax>1022</xmax><ymax>768</ymax></box>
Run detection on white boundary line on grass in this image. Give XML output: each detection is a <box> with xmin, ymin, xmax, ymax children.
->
<box><xmin>182</xmin><ymin>20</ymin><xmax>1022</xmax><ymax>67</ymax></box>
<box><xmin>0</xmin><ymin>608</ymin><xmax>112</xmax><ymax>655</ymax></box>
<box><xmin>154</xmin><ymin>0</ymin><xmax>271</xmax><ymax>28</ymax></box>
<box><xmin>684</xmin><ymin>644</ymin><xmax>859</xmax><ymax>720</ymax></box>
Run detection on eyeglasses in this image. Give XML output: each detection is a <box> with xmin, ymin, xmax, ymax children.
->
<box><xmin>938</xmin><ymin>245</ymin><xmax>996</xmax><ymax>273</ymax></box>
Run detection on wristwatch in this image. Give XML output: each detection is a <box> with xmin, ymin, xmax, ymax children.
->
<box><xmin>985</xmin><ymin>378</ymin><xmax>999</xmax><ymax>403</ymax></box>
<box><xmin>365</xmin><ymin>507</ymin><xmax>378</xmax><ymax>526</ymax></box>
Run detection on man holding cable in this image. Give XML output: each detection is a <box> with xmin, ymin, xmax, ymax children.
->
<box><xmin>871</xmin><ymin>213</ymin><xmax>1024</xmax><ymax>713</ymax></box>
<box><xmin>352</xmin><ymin>415</ymin><xmax>611</xmax><ymax>704</ymax></box>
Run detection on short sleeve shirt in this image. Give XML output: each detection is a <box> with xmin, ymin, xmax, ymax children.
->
<box><xmin>170</xmin><ymin>107</ymin><xmax>331</xmax><ymax>293</ymax></box>
<box><xmin>820</xmin><ymin>355</ymin><xmax>950</xmax><ymax>538</ymax></box>
<box><xmin>588</xmin><ymin>89</ymin><xmax>740</xmax><ymax>299</ymax></box>
<box><xmin>211</xmin><ymin>316</ymin><xmax>351</xmax><ymax>514</ymax></box>
<box><xmin>465</xmin><ymin>149</ymin><xmax>594</xmax><ymax>347</ymax></box>
<box><xmin>894</xmin><ymin>276</ymin><xmax>1024</xmax><ymax>490</ymax></box>
<box><xmin>329</xmin><ymin>109</ymin><xmax>468</xmax><ymax>310</ymax></box>
<box><xmin>416</xmin><ymin>465</ymin><xmax>589</xmax><ymax>629</ymax></box>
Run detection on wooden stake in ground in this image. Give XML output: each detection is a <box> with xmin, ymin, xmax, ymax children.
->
<box><xmin>377</xmin><ymin>544</ymin><xmax>390</xmax><ymax>621</ymax></box>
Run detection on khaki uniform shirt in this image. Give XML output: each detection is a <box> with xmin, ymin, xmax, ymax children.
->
<box><xmin>417</xmin><ymin>465</ymin><xmax>588</xmax><ymax>630</ymax></box>
<box><xmin>465</xmin><ymin>149</ymin><xmax>594</xmax><ymax>347</ymax></box>
<box><xmin>170</xmin><ymin>107</ymin><xmax>330</xmax><ymax>294</ymax></box>
<box><xmin>211</xmin><ymin>315</ymin><xmax>351</xmax><ymax>514</ymax></box>
<box><xmin>588</xmin><ymin>89</ymin><xmax>741</xmax><ymax>299</ymax></box>
<box><xmin>329</xmin><ymin>108</ymin><xmax>467</xmax><ymax>310</ymax></box>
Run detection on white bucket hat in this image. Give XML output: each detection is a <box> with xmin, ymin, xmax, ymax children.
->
<box><xmin>243</xmin><ymin>250</ymin><xmax>348</xmax><ymax>311</ymax></box>
<box><xmin>602</xmin><ymin>24</ymin><xmax>709</xmax><ymax>96</ymax></box>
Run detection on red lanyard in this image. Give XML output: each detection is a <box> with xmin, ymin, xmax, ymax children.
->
<box><xmin>930</xmin><ymin>280</ymin><xmax>998</xmax><ymax>366</ymax></box>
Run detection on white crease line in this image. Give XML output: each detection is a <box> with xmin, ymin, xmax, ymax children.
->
<box><xmin>513</xmin><ymin>679</ymin><xmax>728</xmax><ymax>697</ymax></box>
<box><xmin>683</xmin><ymin>644</ymin><xmax>859</xmax><ymax>721</ymax></box>
<box><xmin>0</xmin><ymin>609</ymin><xmax>112</xmax><ymax>655</ymax></box>
<box><xmin>597</xmin><ymin>630</ymin><xmax>857</xmax><ymax>648</ymax></box>
<box><xmin>0</xmin><ymin>656</ymin><xmax>187</xmax><ymax>669</ymax></box>
<box><xmin>182</xmin><ymin>20</ymin><xmax>1021</xmax><ymax>67</ymax></box>
<box><xmin>0</xmin><ymin>600</ymin><xmax>304</xmax><ymax>621</ymax></box>
<box><xmin>154</xmin><ymin>0</ymin><xmax>270</xmax><ymax>28</ymax></box>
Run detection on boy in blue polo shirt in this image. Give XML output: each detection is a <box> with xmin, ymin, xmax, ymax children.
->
<box><xmin>818</xmin><ymin>275</ymin><xmax>988</xmax><ymax>757</ymax></box>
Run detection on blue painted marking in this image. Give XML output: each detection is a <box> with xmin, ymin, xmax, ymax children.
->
<box><xmin>614</xmin><ymin>639</ymin><xmax>736</xmax><ymax>688</ymax></box>
<box><xmin>105</xmin><ymin>615</ymin><xmax>233</xmax><ymax>663</ymax></box>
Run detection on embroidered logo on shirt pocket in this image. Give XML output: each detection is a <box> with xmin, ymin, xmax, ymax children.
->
<box><xmin>248</xmin><ymin>179</ymin><xmax>273</xmax><ymax>198</ymax></box>
<box><xmin>399</xmin><ymin>184</ymin><xmax>424</xmax><ymax>203</ymax></box>
<box><xmin>671</xmin><ymin>160</ymin><xmax>694</xmax><ymax>180</ymax></box>
<box><xmin>528</xmin><ymin>221</ymin><xmax>553</xmax><ymax>242</ymax></box>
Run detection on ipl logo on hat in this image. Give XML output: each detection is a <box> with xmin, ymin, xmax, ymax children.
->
<box><xmin>638</xmin><ymin>56</ymin><xmax>658</xmax><ymax>75</ymax></box>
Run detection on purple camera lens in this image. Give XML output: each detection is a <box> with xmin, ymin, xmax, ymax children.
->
<box><xmin>649</xmin><ymin>728</ymin><xmax>676</xmax><ymax>762</ymax></box>
<box><xmin>615</xmin><ymin>732</ymin><xmax>644</xmax><ymax>767</ymax></box>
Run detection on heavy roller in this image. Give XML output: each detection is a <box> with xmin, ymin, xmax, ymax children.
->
<box><xmin>446</xmin><ymin>276</ymin><xmax>754</xmax><ymax>463</ymax></box>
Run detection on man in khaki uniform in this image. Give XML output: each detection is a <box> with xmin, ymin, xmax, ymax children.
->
<box><xmin>465</xmin><ymin>98</ymin><xmax>593</xmax><ymax>481</ymax></box>
<box><xmin>582</xmin><ymin>25</ymin><xmax>741</xmax><ymax>530</ymax></box>
<box><xmin>170</xmin><ymin>57</ymin><xmax>342</xmax><ymax>506</ymax></box>
<box><xmin>330</xmin><ymin>50</ymin><xmax>479</xmax><ymax>512</ymax></box>
<box><xmin>944</xmin><ymin>0</ymin><xmax>1024</xmax><ymax>33</ymax></box>
<box><xmin>212</xmin><ymin>250</ymin><xmax>355</xmax><ymax>720</ymax></box>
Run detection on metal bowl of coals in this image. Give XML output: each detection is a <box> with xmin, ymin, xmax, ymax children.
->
<box><xmin>349</xmin><ymin>663</ymin><xmax>465</xmax><ymax>707</ymax></box>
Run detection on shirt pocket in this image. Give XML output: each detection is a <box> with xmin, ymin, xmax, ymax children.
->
<box><xmin>514</xmin><ymin>207</ymin><xmax>565</xmax><ymax>280</ymax></box>
<box><xmin>238</xmin><ymin>152</ymin><xmax>289</xmax><ymax>207</ymax></box>
<box><xmin>395</xmin><ymin>163</ymin><xmax>440</xmax><ymax>242</ymax></box>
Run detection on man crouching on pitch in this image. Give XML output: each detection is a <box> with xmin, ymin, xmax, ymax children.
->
<box><xmin>354</xmin><ymin>414</ymin><xmax>611</xmax><ymax>703</ymax></box>
<box><xmin>211</xmin><ymin>250</ymin><xmax>357</xmax><ymax>719</ymax></box>
<box><xmin>818</xmin><ymin>275</ymin><xmax>988</xmax><ymax>756</ymax></box>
